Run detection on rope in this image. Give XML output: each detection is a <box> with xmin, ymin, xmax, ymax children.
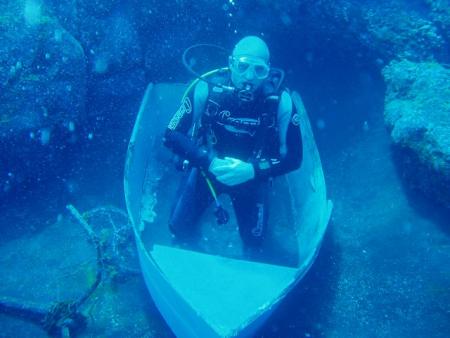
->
<box><xmin>0</xmin><ymin>204</ymin><xmax>135</xmax><ymax>336</ymax></box>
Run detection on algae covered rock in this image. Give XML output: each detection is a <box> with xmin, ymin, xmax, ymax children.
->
<box><xmin>0</xmin><ymin>1</ymin><xmax>86</xmax><ymax>196</ymax></box>
<box><xmin>84</xmin><ymin>14</ymin><xmax>145</xmax><ymax>108</ymax></box>
<box><xmin>0</xmin><ymin>1</ymin><xmax>86</xmax><ymax>137</ymax></box>
<box><xmin>255</xmin><ymin>0</ymin><xmax>447</xmax><ymax>64</ymax></box>
<box><xmin>426</xmin><ymin>0</ymin><xmax>450</xmax><ymax>41</ymax></box>
<box><xmin>362</xmin><ymin>2</ymin><xmax>445</xmax><ymax>62</ymax></box>
<box><xmin>383</xmin><ymin>60</ymin><xmax>450</xmax><ymax>208</ymax></box>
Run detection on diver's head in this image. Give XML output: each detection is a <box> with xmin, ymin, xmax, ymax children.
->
<box><xmin>229</xmin><ymin>36</ymin><xmax>270</xmax><ymax>95</ymax></box>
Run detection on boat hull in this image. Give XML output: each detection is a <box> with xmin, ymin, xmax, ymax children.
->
<box><xmin>124</xmin><ymin>83</ymin><xmax>332</xmax><ymax>337</ymax></box>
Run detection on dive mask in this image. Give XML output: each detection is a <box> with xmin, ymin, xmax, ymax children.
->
<box><xmin>230</xmin><ymin>56</ymin><xmax>270</xmax><ymax>80</ymax></box>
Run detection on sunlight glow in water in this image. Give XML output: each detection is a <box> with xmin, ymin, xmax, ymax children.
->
<box><xmin>24</xmin><ymin>0</ymin><xmax>42</xmax><ymax>26</ymax></box>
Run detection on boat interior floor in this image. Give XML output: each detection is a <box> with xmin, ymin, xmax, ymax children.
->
<box><xmin>140</xmin><ymin>174</ymin><xmax>300</xmax><ymax>268</ymax></box>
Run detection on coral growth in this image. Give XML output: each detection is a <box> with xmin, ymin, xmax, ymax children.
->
<box><xmin>383</xmin><ymin>60</ymin><xmax>450</xmax><ymax>208</ymax></box>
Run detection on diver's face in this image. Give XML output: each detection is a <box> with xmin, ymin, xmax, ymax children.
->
<box><xmin>229</xmin><ymin>55</ymin><xmax>270</xmax><ymax>92</ymax></box>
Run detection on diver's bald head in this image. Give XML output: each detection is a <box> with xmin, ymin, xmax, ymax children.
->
<box><xmin>232</xmin><ymin>36</ymin><xmax>270</xmax><ymax>63</ymax></box>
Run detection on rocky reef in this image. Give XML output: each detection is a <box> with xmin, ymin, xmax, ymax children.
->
<box><xmin>251</xmin><ymin>0</ymin><xmax>447</xmax><ymax>66</ymax></box>
<box><xmin>383</xmin><ymin>60</ymin><xmax>450</xmax><ymax>208</ymax></box>
<box><xmin>0</xmin><ymin>1</ymin><xmax>86</xmax><ymax>137</ymax></box>
<box><xmin>1</xmin><ymin>0</ymin><xmax>449</xmax><ymax>130</ymax></box>
<box><xmin>1</xmin><ymin>0</ymin><xmax>449</xmax><ymax>204</ymax></box>
<box><xmin>0</xmin><ymin>1</ymin><xmax>87</xmax><ymax>195</ymax></box>
<box><xmin>426</xmin><ymin>0</ymin><xmax>450</xmax><ymax>41</ymax></box>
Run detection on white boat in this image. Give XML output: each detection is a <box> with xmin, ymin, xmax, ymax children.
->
<box><xmin>124</xmin><ymin>82</ymin><xmax>332</xmax><ymax>337</ymax></box>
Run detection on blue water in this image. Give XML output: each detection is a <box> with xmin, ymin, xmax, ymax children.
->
<box><xmin>1</xmin><ymin>0</ymin><xmax>449</xmax><ymax>337</ymax></box>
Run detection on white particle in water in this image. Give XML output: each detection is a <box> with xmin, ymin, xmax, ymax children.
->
<box><xmin>40</xmin><ymin>128</ymin><xmax>51</xmax><ymax>145</ymax></box>
<box><xmin>94</xmin><ymin>57</ymin><xmax>108</xmax><ymax>74</ymax></box>
<box><xmin>54</xmin><ymin>29</ymin><xmax>63</xmax><ymax>42</ymax></box>
<box><xmin>363</xmin><ymin>120</ymin><xmax>369</xmax><ymax>131</ymax></box>
<box><xmin>316</xmin><ymin>118</ymin><xmax>326</xmax><ymax>130</ymax></box>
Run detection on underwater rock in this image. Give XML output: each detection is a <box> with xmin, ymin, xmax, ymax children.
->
<box><xmin>0</xmin><ymin>1</ymin><xmax>86</xmax><ymax>198</ymax></box>
<box><xmin>0</xmin><ymin>1</ymin><xmax>86</xmax><ymax>137</ymax></box>
<box><xmin>77</xmin><ymin>0</ymin><xmax>121</xmax><ymax>18</ymax></box>
<box><xmin>86</xmin><ymin>15</ymin><xmax>142</xmax><ymax>76</ymax></box>
<box><xmin>44</xmin><ymin>0</ymin><xmax>450</xmax><ymax>82</ymax></box>
<box><xmin>242</xmin><ymin>0</ymin><xmax>447</xmax><ymax>68</ymax></box>
<box><xmin>361</xmin><ymin>1</ymin><xmax>444</xmax><ymax>61</ymax></box>
<box><xmin>293</xmin><ymin>0</ymin><xmax>445</xmax><ymax>62</ymax></box>
<box><xmin>425</xmin><ymin>0</ymin><xmax>450</xmax><ymax>42</ymax></box>
<box><xmin>89</xmin><ymin>68</ymin><xmax>146</xmax><ymax>109</ymax></box>
<box><xmin>383</xmin><ymin>60</ymin><xmax>450</xmax><ymax>208</ymax></box>
<box><xmin>51</xmin><ymin>7</ymin><xmax>144</xmax><ymax>115</ymax></box>
<box><xmin>47</xmin><ymin>0</ymin><xmax>120</xmax><ymax>22</ymax></box>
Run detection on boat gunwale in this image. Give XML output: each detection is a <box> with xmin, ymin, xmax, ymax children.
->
<box><xmin>124</xmin><ymin>82</ymin><xmax>333</xmax><ymax>338</ymax></box>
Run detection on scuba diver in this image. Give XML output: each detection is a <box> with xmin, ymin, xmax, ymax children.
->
<box><xmin>163</xmin><ymin>36</ymin><xmax>303</xmax><ymax>249</ymax></box>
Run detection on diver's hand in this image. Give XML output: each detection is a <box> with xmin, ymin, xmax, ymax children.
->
<box><xmin>214</xmin><ymin>157</ymin><xmax>255</xmax><ymax>186</ymax></box>
<box><xmin>208</xmin><ymin>157</ymin><xmax>235</xmax><ymax>176</ymax></box>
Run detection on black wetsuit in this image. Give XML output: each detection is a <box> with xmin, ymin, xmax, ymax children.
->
<box><xmin>164</xmin><ymin>73</ymin><xmax>303</xmax><ymax>247</ymax></box>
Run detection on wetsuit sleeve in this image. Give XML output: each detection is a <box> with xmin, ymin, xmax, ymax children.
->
<box><xmin>163</xmin><ymin>81</ymin><xmax>212</xmax><ymax>169</ymax></box>
<box><xmin>252</xmin><ymin>91</ymin><xmax>303</xmax><ymax>180</ymax></box>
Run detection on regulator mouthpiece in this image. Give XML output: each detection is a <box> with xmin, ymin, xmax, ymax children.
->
<box><xmin>237</xmin><ymin>84</ymin><xmax>254</xmax><ymax>101</ymax></box>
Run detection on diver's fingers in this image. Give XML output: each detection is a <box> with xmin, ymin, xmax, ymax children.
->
<box><xmin>215</xmin><ymin>173</ymin><xmax>230</xmax><ymax>185</ymax></box>
<box><xmin>224</xmin><ymin>156</ymin><xmax>238</xmax><ymax>161</ymax></box>
<box><xmin>210</xmin><ymin>165</ymin><xmax>232</xmax><ymax>176</ymax></box>
<box><xmin>209</xmin><ymin>158</ymin><xmax>232</xmax><ymax>175</ymax></box>
<box><xmin>223</xmin><ymin>157</ymin><xmax>240</xmax><ymax>167</ymax></box>
<box><xmin>216</xmin><ymin>173</ymin><xmax>240</xmax><ymax>186</ymax></box>
<box><xmin>212</xmin><ymin>158</ymin><xmax>234</xmax><ymax>167</ymax></box>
